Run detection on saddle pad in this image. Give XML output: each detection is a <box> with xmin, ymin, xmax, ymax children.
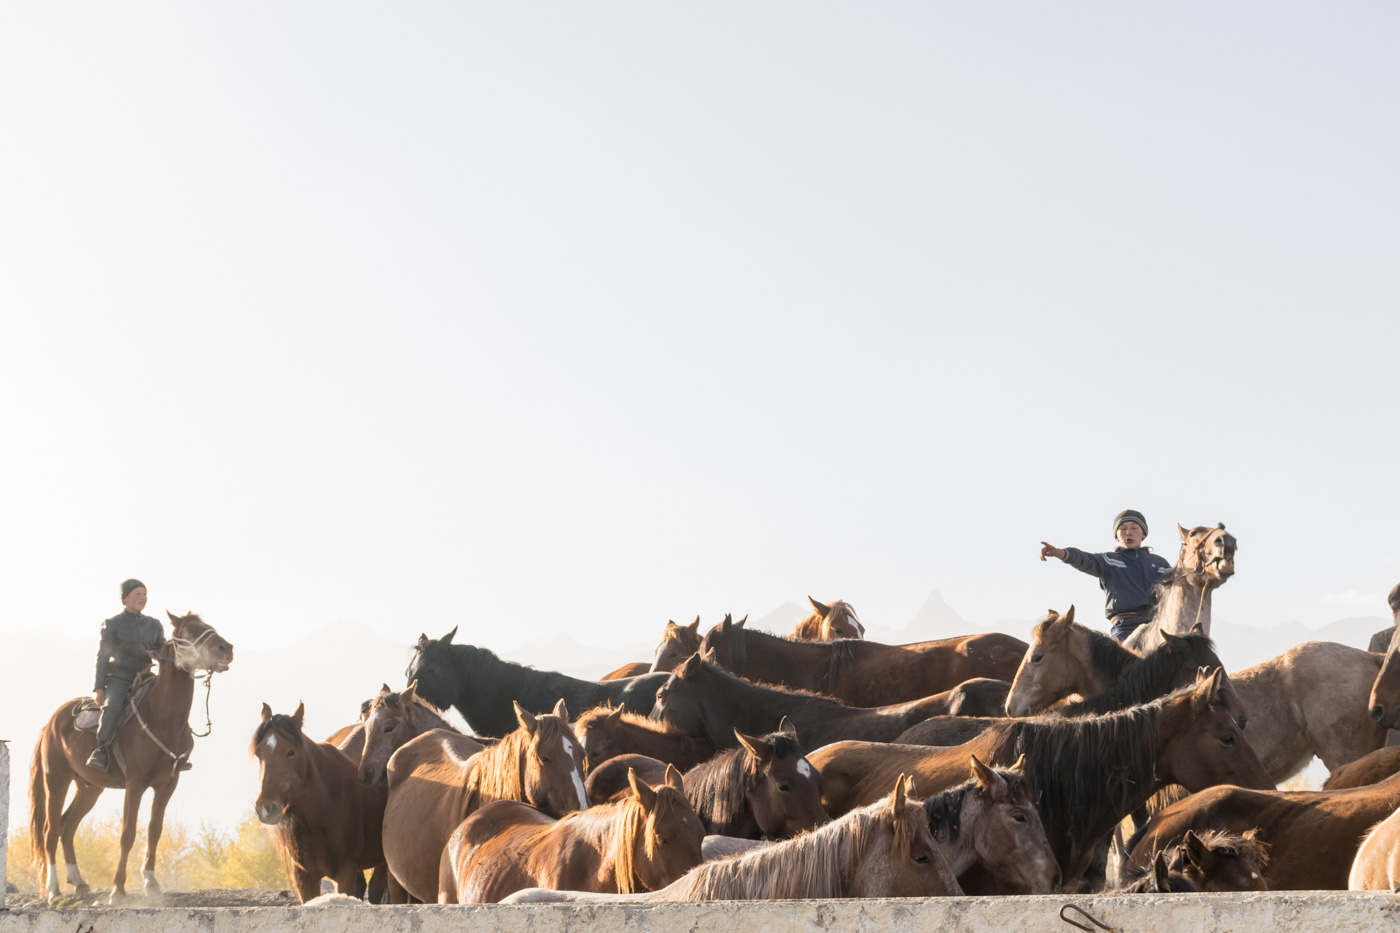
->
<box><xmin>72</xmin><ymin>672</ymin><xmax>157</xmax><ymax>733</ymax></box>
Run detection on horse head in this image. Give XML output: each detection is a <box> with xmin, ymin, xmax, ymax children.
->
<box><xmin>1004</xmin><ymin>607</ymin><xmax>1081</xmax><ymax>717</ymax></box>
<box><xmin>516</xmin><ymin>699</ymin><xmax>590</xmax><ymax>817</ymax></box>
<box><xmin>1178</xmin><ymin>524</ymin><xmax>1237</xmax><ymax>586</ymax></box>
<box><xmin>651</xmin><ymin>617</ymin><xmax>702</xmax><ymax>673</ymax></box>
<box><xmin>166</xmin><ymin>611</ymin><xmax>233</xmax><ymax>674</ymax></box>
<box><xmin>358</xmin><ymin>682</ymin><xmax>421</xmax><ymax>786</ymax></box>
<box><xmin>810</xmin><ymin>597</ymin><xmax>865</xmax><ymax>640</ymax></box>
<box><xmin>1161</xmin><ymin>669</ymin><xmax>1273</xmax><ymax>792</ymax></box>
<box><xmin>1369</xmin><ymin>620</ymin><xmax>1400</xmax><ymax>728</ymax></box>
<box><xmin>648</xmin><ymin>651</ymin><xmax>714</xmax><ymax>738</ymax></box>
<box><xmin>1174</xmin><ymin>829</ymin><xmax>1268</xmax><ymax>891</ymax></box>
<box><xmin>965</xmin><ymin>754</ymin><xmax>1061</xmax><ymax>893</ymax></box>
<box><xmin>734</xmin><ymin>720</ymin><xmax>828</xmax><ymax>838</ymax></box>
<box><xmin>623</xmin><ymin>764</ymin><xmax>705</xmax><ymax>892</ymax></box>
<box><xmin>405</xmin><ymin>627</ymin><xmax>458</xmax><ymax>711</ymax></box>
<box><xmin>251</xmin><ymin>701</ymin><xmax>307</xmax><ymax>825</ymax></box>
<box><xmin>850</xmin><ymin>776</ymin><xmax>962</xmax><ymax>898</ymax></box>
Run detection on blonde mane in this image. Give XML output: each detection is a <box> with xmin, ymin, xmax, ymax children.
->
<box><xmin>610</xmin><ymin>784</ymin><xmax>691</xmax><ymax>893</ymax></box>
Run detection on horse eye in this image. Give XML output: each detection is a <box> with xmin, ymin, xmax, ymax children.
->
<box><xmin>655</xmin><ymin>836</ymin><xmax>669</xmax><ymax>846</ymax></box>
<box><xmin>1221</xmin><ymin>734</ymin><xmax>1236</xmax><ymax>746</ymax></box>
<box><xmin>1013</xmin><ymin>813</ymin><xmax>1028</xmax><ymax>824</ymax></box>
<box><xmin>776</xmin><ymin>783</ymin><xmax>791</xmax><ymax>793</ymax></box>
<box><xmin>285</xmin><ymin>749</ymin><xmax>296</xmax><ymax>758</ymax></box>
<box><xmin>540</xmin><ymin>756</ymin><xmax>553</xmax><ymax>765</ymax></box>
<box><xmin>384</xmin><ymin>723</ymin><xmax>396</xmax><ymax>733</ymax></box>
<box><xmin>1032</xmin><ymin>654</ymin><xmax>1044</xmax><ymax>664</ymax></box>
<box><xmin>912</xmin><ymin>854</ymin><xmax>930</xmax><ymax>865</ymax></box>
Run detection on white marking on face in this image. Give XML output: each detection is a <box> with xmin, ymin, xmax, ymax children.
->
<box><xmin>560</xmin><ymin>738</ymin><xmax>588</xmax><ymax>809</ymax></box>
<box><xmin>796</xmin><ymin>759</ymin><xmax>812</xmax><ymax>779</ymax></box>
<box><xmin>264</xmin><ymin>734</ymin><xmax>277</xmax><ymax>752</ymax></box>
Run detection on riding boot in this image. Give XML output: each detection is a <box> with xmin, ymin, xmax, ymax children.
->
<box><xmin>88</xmin><ymin>676</ymin><xmax>133</xmax><ymax>770</ymax></box>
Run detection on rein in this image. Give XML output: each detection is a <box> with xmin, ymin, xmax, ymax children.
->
<box><xmin>138</xmin><ymin>630</ymin><xmax>221</xmax><ymax>772</ymax></box>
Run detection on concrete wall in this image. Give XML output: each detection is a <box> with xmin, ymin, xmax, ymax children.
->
<box><xmin>3</xmin><ymin>894</ymin><xmax>1400</xmax><ymax>932</ymax></box>
<box><xmin>2</xmin><ymin>740</ymin><xmax>9</xmax><ymax>911</ymax></box>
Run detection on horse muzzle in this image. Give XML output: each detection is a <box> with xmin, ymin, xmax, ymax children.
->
<box><xmin>255</xmin><ymin>801</ymin><xmax>288</xmax><ymax>825</ymax></box>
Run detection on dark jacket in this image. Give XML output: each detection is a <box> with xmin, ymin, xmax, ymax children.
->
<box><xmin>94</xmin><ymin>610</ymin><xmax>165</xmax><ymax>690</ymax></box>
<box><xmin>1062</xmin><ymin>546</ymin><xmax>1172</xmax><ymax>621</ymax></box>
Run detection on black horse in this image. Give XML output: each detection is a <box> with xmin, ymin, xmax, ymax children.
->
<box><xmin>406</xmin><ymin>627</ymin><xmax>669</xmax><ymax>737</ymax></box>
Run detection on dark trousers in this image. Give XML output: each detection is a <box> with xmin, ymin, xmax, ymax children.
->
<box><xmin>1110</xmin><ymin>618</ymin><xmax>1147</xmax><ymax>643</ymax></box>
<box><xmin>95</xmin><ymin>675</ymin><xmax>135</xmax><ymax>747</ymax></box>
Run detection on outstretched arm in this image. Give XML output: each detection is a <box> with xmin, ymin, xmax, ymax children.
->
<box><xmin>1040</xmin><ymin>542</ymin><xmax>1067</xmax><ymax>562</ymax></box>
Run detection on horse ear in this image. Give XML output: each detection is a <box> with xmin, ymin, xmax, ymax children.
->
<box><xmin>1008</xmin><ymin>753</ymin><xmax>1028</xmax><ymax>777</ymax></box>
<box><xmin>166</xmin><ymin>610</ymin><xmax>181</xmax><ymax>624</ymax></box>
<box><xmin>969</xmin><ymin>755</ymin><xmax>1005</xmax><ymax>794</ymax></box>
<box><xmin>627</xmin><ymin>768</ymin><xmax>657</xmax><ymax>807</ymax></box>
<box><xmin>403</xmin><ymin>681</ymin><xmax>418</xmax><ymax>703</ymax></box>
<box><xmin>440</xmin><ymin>626</ymin><xmax>458</xmax><ymax>645</ymax></box>
<box><xmin>663</xmin><ymin>763</ymin><xmax>684</xmax><ymax>790</ymax></box>
<box><xmin>734</xmin><ymin>729</ymin><xmax>773</xmax><ymax>763</ymax></box>
<box><xmin>680</xmin><ymin>652</ymin><xmax>703</xmax><ymax>678</ymax></box>
<box><xmin>1152</xmin><ymin>850</ymin><xmax>1171</xmax><ymax>892</ymax></box>
<box><xmin>1183</xmin><ymin>830</ymin><xmax>1208</xmax><ymax>867</ymax></box>
<box><xmin>379</xmin><ymin>683</ymin><xmax>393</xmax><ymax>695</ymax></box>
<box><xmin>417</xmin><ymin>633</ymin><xmax>430</xmax><ymax>647</ymax></box>
<box><xmin>665</xmin><ymin>620</ymin><xmax>680</xmax><ymax>634</ymax></box>
<box><xmin>1062</xmin><ymin>605</ymin><xmax>1075</xmax><ymax>624</ymax></box>
<box><xmin>1189</xmin><ymin>621</ymin><xmax>1206</xmax><ymax>636</ymax></box>
<box><xmin>734</xmin><ymin>615</ymin><xmax>747</xmax><ymax>628</ymax></box>
<box><xmin>809</xmin><ymin>596</ymin><xmax>831</xmax><ymax>617</ymax></box>
<box><xmin>891</xmin><ymin>773</ymin><xmax>909</xmax><ymax>811</ymax></box>
<box><xmin>260</xmin><ymin>702</ymin><xmax>272</xmax><ymax>722</ymax></box>
<box><xmin>552</xmin><ymin>698</ymin><xmax>569</xmax><ymax>722</ymax></box>
<box><xmin>719</xmin><ymin>614</ymin><xmax>733</xmax><ymax>633</ymax></box>
<box><xmin>778</xmin><ymin>715</ymin><xmax>798</xmax><ymax>740</ymax></box>
<box><xmin>1179</xmin><ymin>524</ymin><xmax>1191</xmax><ymax>543</ymax></box>
<box><xmin>291</xmin><ymin>701</ymin><xmax>305</xmax><ymax>730</ymax></box>
<box><xmin>514</xmin><ymin>701</ymin><xmax>538</xmax><ymax>735</ymax></box>
<box><xmin>687</xmin><ymin>616</ymin><xmax>700</xmax><ymax>634</ymax></box>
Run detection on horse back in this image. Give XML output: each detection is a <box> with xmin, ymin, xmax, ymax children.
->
<box><xmin>837</xmin><ymin>634</ymin><xmax>1027</xmax><ymax>706</ymax></box>
<box><xmin>586</xmin><ymin>754</ymin><xmax>668</xmax><ymax>802</ymax></box>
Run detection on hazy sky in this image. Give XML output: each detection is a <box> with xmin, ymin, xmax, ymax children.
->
<box><xmin>3</xmin><ymin>4</ymin><xmax>1398</xmax><ymax>837</ymax></box>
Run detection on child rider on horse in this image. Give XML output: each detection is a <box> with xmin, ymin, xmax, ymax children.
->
<box><xmin>1039</xmin><ymin>510</ymin><xmax>1172</xmax><ymax>643</ymax></box>
<box><xmin>87</xmin><ymin>578</ymin><xmax>165</xmax><ymax>771</ymax></box>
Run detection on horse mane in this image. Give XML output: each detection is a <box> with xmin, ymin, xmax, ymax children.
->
<box><xmin>369</xmin><ymin>690</ymin><xmax>455</xmax><ymax>731</ymax></box>
<box><xmin>792</xmin><ymin>615</ymin><xmax>823</xmax><ymax>639</ymax></box>
<box><xmin>655</xmin><ymin>793</ymin><xmax>920</xmax><ymax>900</ymax></box>
<box><xmin>610</xmin><ymin>784</ymin><xmax>691</xmax><ymax>893</ymax></box>
<box><xmin>1171</xmin><ymin>828</ymin><xmax>1270</xmax><ymax>875</ymax></box>
<box><xmin>922</xmin><ymin>766</ymin><xmax>1032</xmax><ymax>845</ymax></box>
<box><xmin>469</xmin><ymin>715</ymin><xmax>574</xmax><ymax>802</ymax></box>
<box><xmin>994</xmin><ymin>688</ymin><xmax>1184</xmax><ymax>833</ymax></box>
<box><xmin>577</xmin><ymin>704</ymin><xmax>683</xmax><ymax>737</ymax></box>
<box><xmin>249</xmin><ymin>715</ymin><xmax>306</xmax><ymax>755</ymax></box>
<box><xmin>685</xmin><ymin>732</ymin><xmax>803</xmax><ymax>835</ymax></box>
<box><xmin>1060</xmin><ymin>630</ymin><xmax>1220</xmax><ymax>718</ymax></box>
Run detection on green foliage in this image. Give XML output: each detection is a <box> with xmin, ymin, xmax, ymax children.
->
<box><xmin>6</xmin><ymin>814</ymin><xmax>287</xmax><ymax>892</ymax></box>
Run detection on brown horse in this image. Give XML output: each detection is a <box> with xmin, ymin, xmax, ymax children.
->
<box><xmin>575</xmin><ymin>704</ymin><xmax>716</xmax><ymax>772</ymax></box>
<box><xmin>698</xmin><ymin>615</ymin><xmax>1026</xmax><ymax>707</ymax></box>
<box><xmin>650</xmin><ymin>653</ymin><xmax>1011</xmax><ymax>750</ymax></box>
<box><xmin>500</xmin><ymin>776</ymin><xmax>962</xmax><ymax>902</ymax></box>
<box><xmin>1368</xmin><ymin>592</ymin><xmax>1400</xmax><ymax>727</ymax></box>
<box><xmin>924</xmin><ymin>756</ymin><xmax>1060</xmax><ymax>894</ymax></box>
<box><xmin>29</xmin><ymin>611</ymin><xmax>233</xmax><ymax>903</ymax></box>
<box><xmin>807</xmin><ymin>672</ymin><xmax>1272</xmax><ymax>889</ymax></box>
<box><xmin>599</xmin><ymin>616</ymin><xmax>710</xmax><ymax>680</ymax></box>
<box><xmin>1349</xmin><ymin>803</ymin><xmax>1400</xmax><ymax>890</ymax></box>
<box><xmin>1324</xmin><ymin>745</ymin><xmax>1400</xmax><ymax>790</ymax></box>
<box><xmin>1363</xmin><ymin>581</ymin><xmax>1400</xmax><ymax>655</ymax></box>
<box><xmin>381</xmin><ymin>699</ymin><xmax>587</xmax><ymax>902</ymax></box>
<box><xmin>357</xmin><ymin>681</ymin><xmax>462</xmax><ymax>786</ymax></box>
<box><xmin>252</xmin><ymin>703</ymin><xmax>387</xmax><ymax>902</ymax></box>
<box><xmin>1124</xmin><ymin>770</ymin><xmax>1400</xmax><ymax>890</ymax></box>
<box><xmin>1115</xmin><ymin>830</ymin><xmax>1267</xmax><ymax>893</ymax></box>
<box><xmin>588</xmin><ymin>723</ymin><xmax>828</xmax><ymax>839</ymax></box>
<box><xmin>1121</xmin><ymin>524</ymin><xmax>1238</xmax><ymax>654</ymax></box>
<box><xmin>790</xmin><ymin>597</ymin><xmax>865</xmax><ymax>641</ymax></box>
<box><xmin>439</xmin><ymin>765</ymin><xmax>705</xmax><ymax>902</ymax></box>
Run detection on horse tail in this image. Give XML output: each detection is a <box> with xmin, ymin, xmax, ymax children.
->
<box><xmin>29</xmin><ymin>731</ymin><xmax>49</xmax><ymax>885</ymax></box>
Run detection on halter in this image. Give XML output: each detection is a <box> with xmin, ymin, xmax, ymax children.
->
<box><xmin>147</xmin><ymin>626</ymin><xmax>222</xmax><ymax>748</ymax></box>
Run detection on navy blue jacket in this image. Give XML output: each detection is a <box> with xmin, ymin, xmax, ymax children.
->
<box><xmin>94</xmin><ymin>610</ymin><xmax>165</xmax><ymax>690</ymax></box>
<box><xmin>1062</xmin><ymin>546</ymin><xmax>1172</xmax><ymax>620</ymax></box>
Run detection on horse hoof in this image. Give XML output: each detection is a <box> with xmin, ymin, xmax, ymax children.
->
<box><xmin>107</xmin><ymin>890</ymin><xmax>126</xmax><ymax>906</ymax></box>
<box><xmin>144</xmin><ymin>882</ymin><xmax>163</xmax><ymax>896</ymax></box>
<box><xmin>74</xmin><ymin>883</ymin><xmax>92</xmax><ymax>896</ymax></box>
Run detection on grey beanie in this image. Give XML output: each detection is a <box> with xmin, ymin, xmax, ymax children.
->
<box><xmin>1112</xmin><ymin>510</ymin><xmax>1149</xmax><ymax>537</ymax></box>
<box><xmin>121</xmin><ymin>578</ymin><xmax>146</xmax><ymax>600</ymax></box>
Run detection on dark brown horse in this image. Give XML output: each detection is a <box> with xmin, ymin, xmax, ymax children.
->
<box><xmin>500</xmin><ymin>777</ymin><xmax>963</xmax><ymax>902</ymax></box>
<box><xmin>790</xmin><ymin>597</ymin><xmax>865</xmax><ymax>641</ymax></box>
<box><xmin>439</xmin><ymin>765</ymin><xmax>705</xmax><ymax>902</ymax></box>
<box><xmin>252</xmin><ymin>703</ymin><xmax>387</xmax><ymax>902</ymax></box>
<box><xmin>588</xmin><ymin>723</ymin><xmax>828</xmax><ymax>839</ymax></box>
<box><xmin>575</xmin><ymin>704</ymin><xmax>716</xmax><ymax>772</ymax></box>
<box><xmin>29</xmin><ymin>611</ymin><xmax>233</xmax><ymax>903</ymax></box>
<box><xmin>1368</xmin><ymin>585</ymin><xmax>1400</xmax><ymax>727</ymax></box>
<box><xmin>650</xmin><ymin>653</ymin><xmax>1004</xmax><ymax>750</ymax></box>
<box><xmin>1114</xmin><ymin>829</ymin><xmax>1268</xmax><ymax>893</ymax></box>
<box><xmin>381</xmin><ymin>699</ymin><xmax>587</xmax><ymax>902</ymax></box>
<box><xmin>698</xmin><ymin>615</ymin><xmax>1025</xmax><ymax>707</ymax></box>
<box><xmin>1124</xmin><ymin>770</ymin><xmax>1400</xmax><ymax>890</ymax></box>
<box><xmin>807</xmin><ymin>672</ymin><xmax>1273</xmax><ymax>889</ymax></box>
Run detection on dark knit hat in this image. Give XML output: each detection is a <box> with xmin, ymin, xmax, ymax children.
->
<box><xmin>1112</xmin><ymin>510</ymin><xmax>1148</xmax><ymax>537</ymax></box>
<box><xmin>121</xmin><ymin>578</ymin><xmax>146</xmax><ymax>600</ymax></box>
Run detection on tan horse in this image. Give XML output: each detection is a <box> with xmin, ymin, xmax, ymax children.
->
<box><xmin>381</xmin><ymin>699</ymin><xmax>586</xmax><ymax>902</ymax></box>
<box><xmin>500</xmin><ymin>776</ymin><xmax>963</xmax><ymax>902</ymax></box>
<box><xmin>439</xmin><ymin>765</ymin><xmax>704</xmax><ymax>902</ymax></box>
<box><xmin>29</xmin><ymin>611</ymin><xmax>233</xmax><ymax>903</ymax></box>
<box><xmin>1124</xmin><ymin>771</ymin><xmax>1400</xmax><ymax>890</ymax></box>
<box><xmin>1324</xmin><ymin>746</ymin><xmax>1400</xmax><ymax>790</ymax></box>
<box><xmin>574</xmin><ymin>704</ymin><xmax>716</xmax><ymax>773</ymax></box>
<box><xmin>791</xmin><ymin>597</ymin><xmax>866</xmax><ymax>641</ymax></box>
<box><xmin>599</xmin><ymin>617</ymin><xmax>706</xmax><ymax>680</ymax></box>
<box><xmin>1121</xmin><ymin>524</ymin><xmax>1237</xmax><ymax>653</ymax></box>
<box><xmin>357</xmin><ymin>682</ymin><xmax>463</xmax><ymax>786</ymax></box>
<box><xmin>1349</xmin><ymin>803</ymin><xmax>1400</xmax><ymax>890</ymax></box>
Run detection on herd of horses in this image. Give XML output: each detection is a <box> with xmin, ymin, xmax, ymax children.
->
<box><xmin>25</xmin><ymin>524</ymin><xmax>1400</xmax><ymax>904</ymax></box>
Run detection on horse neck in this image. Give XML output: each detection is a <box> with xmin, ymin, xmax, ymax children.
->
<box><xmin>1154</xmin><ymin>572</ymin><xmax>1213</xmax><ymax>638</ymax></box>
<box><xmin>695</xmin><ymin>669</ymin><xmax>792</xmax><ymax>745</ymax></box>
<box><xmin>466</xmin><ymin>733</ymin><xmax>527</xmax><ymax>803</ymax></box>
<box><xmin>145</xmin><ymin>658</ymin><xmax>196</xmax><ymax>727</ymax></box>
<box><xmin>451</xmin><ymin>646</ymin><xmax>521</xmax><ymax>734</ymax></box>
<box><xmin>410</xmin><ymin>701</ymin><xmax>455</xmax><ymax>735</ymax></box>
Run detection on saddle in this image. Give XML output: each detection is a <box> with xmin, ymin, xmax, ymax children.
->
<box><xmin>72</xmin><ymin>671</ymin><xmax>156</xmax><ymax>733</ymax></box>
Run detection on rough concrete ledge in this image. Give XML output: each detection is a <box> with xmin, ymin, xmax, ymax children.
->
<box><xmin>3</xmin><ymin>893</ymin><xmax>1400</xmax><ymax>933</ymax></box>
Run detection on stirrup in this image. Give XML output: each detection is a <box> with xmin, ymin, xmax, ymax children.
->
<box><xmin>177</xmin><ymin>758</ymin><xmax>193</xmax><ymax>772</ymax></box>
<box><xmin>86</xmin><ymin>746</ymin><xmax>111</xmax><ymax>770</ymax></box>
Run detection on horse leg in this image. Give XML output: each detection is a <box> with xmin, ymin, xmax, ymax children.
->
<box><xmin>293</xmin><ymin>868</ymin><xmax>322</xmax><ymax>904</ymax></box>
<box><xmin>58</xmin><ymin>781</ymin><xmax>104</xmax><ymax>895</ymax></box>
<box><xmin>366</xmin><ymin>865</ymin><xmax>388</xmax><ymax>903</ymax></box>
<box><xmin>334</xmin><ymin>868</ymin><xmax>365</xmax><ymax>898</ymax></box>
<box><xmin>387</xmin><ymin>872</ymin><xmax>410</xmax><ymax>905</ymax></box>
<box><xmin>141</xmin><ymin>780</ymin><xmax>179</xmax><ymax>896</ymax></box>
<box><xmin>41</xmin><ymin>769</ymin><xmax>71</xmax><ymax>902</ymax></box>
<box><xmin>109</xmin><ymin>785</ymin><xmax>147</xmax><ymax>904</ymax></box>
